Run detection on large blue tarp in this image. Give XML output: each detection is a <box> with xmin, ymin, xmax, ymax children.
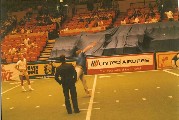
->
<box><xmin>50</xmin><ymin>21</ymin><xmax>179</xmax><ymax>59</ymax></box>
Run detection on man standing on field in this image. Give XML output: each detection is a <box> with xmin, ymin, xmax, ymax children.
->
<box><xmin>15</xmin><ymin>54</ymin><xmax>34</xmax><ymax>91</ymax></box>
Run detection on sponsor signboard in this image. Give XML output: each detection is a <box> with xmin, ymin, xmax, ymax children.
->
<box><xmin>156</xmin><ymin>51</ymin><xmax>179</xmax><ymax>69</ymax></box>
<box><xmin>87</xmin><ymin>53</ymin><xmax>155</xmax><ymax>75</ymax></box>
<box><xmin>1</xmin><ymin>62</ymin><xmax>76</xmax><ymax>81</ymax></box>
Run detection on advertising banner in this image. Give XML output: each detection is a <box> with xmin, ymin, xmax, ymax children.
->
<box><xmin>87</xmin><ymin>53</ymin><xmax>155</xmax><ymax>75</ymax></box>
<box><xmin>1</xmin><ymin>64</ymin><xmax>20</xmax><ymax>81</ymax></box>
<box><xmin>1</xmin><ymin>62</ymin><xmax>76</xmax><ymax>81</ymax></box>
<box><xmin>156</xmin><ymin>51</ymin><xmax>179</xmax><ymax>69</ymax></box>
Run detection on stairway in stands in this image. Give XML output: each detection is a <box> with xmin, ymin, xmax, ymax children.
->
<box><xmin>38</xmin><ymin>39</ymin><xmax>55</xmax><ymax>61</ymax></box>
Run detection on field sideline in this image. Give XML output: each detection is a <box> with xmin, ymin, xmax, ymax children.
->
<box><xmin>2</xmin><ymin>69</ymin><xmax>179</xmax><ymax>120</ymax></box>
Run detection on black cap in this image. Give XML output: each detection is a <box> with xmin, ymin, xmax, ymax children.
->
<box><xmin>59</xmin><ymin>55</ymin><xmax>65</xmax><ymax>62</ymax></box>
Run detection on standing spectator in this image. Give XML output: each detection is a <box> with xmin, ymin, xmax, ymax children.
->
<box><xmin>55</xmin><ymin>55</ymin><xmax>80</xmax><ymax>114</ymax></box>
<box><xmin>75</xmin><ymin>41</ymin><xmax>97</xmax><ymax>96</ymax></box>
<box><xmin>172</xmin><ymin>53</ymin><xmax>179</xmax><ymax>68</ymax></box>
<box><xmin>15</xmin><ymin>54</ymin><xmax>34</xmax><ymax>91</ymax></box>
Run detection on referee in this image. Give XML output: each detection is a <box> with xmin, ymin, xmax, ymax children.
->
<box><xmin>55</xmin><ymin>55</ymin><xmax>80</xmax><ymax>114</ymax></box>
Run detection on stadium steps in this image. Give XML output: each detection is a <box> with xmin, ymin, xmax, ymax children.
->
<box><xmin>41</xmin><ymin>53</ymin><xmax>51</xmax><ymax>55</ymax></box>
<box><xmin>43</xmin><ymin>49</ymin><xmax>52</xmax><ymax>53</ymax></box>
<box><xmin>41</xmin><ymin>53</ymin><xmax>51</xmax><ymax>57</ymax></box>
<box><xmin>47</xmin><ymin>39</ymin><xmax>56</xmax><ymax>43</ymax></box>
<box><xmin>38</xmin><ymin>39</ymin><xmax>56</xmax><ymax>61</ymax></box>
<box><xmin>38</xmin><ymin>57</ymin><xmax>49</xmax><ymax>60</ymax></box>
<box><xmin>46</xmin><ymin>44</ymin><xmax>54</xmax><ymax>48</ymax></box>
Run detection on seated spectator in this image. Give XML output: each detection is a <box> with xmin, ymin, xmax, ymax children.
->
<box><xmin>9</xmin><ymin>48</ymin><xmax>17</xmax><ymax>55</ymax></box>
<box><xmin>21</xmin><ymin>28</ymin><xmax>25</xmax><ymax>34</ymax></box>
<box><xmin>129</xmin><ymin>16</ymin><xmax>135</xmax><ymax>24</ymax></box>
<box><xmin>30</xmin><ymin>42</ymin><xmax>38</xmax><ymax>48</ymax></box>
<box><xmin>165</xmin><ymin>11</ymin><xmax>174</xmax><ymax>21</ymax></box>
<box><xmin>134</xmin><ymin>16</ymin><xmax>140</xmax><ymax>24</ymax></box>
<box><xmin>20</xmin><ymin>47</ymin><xmax>27</xmax><ymax>54</ymax></box>
<box><xmin>121</xmin><ymin>17</ymin><xmax>126</xmax><ymax>25</ymax></box>
<box><xmin>24</xmin><ymin>38</ymin><xmax>30</xmax><ymax>48</ymax></box>
<box><xmin>151</xmin><ymin>16</ymin><xmax>158</xmax><ymax>23</ymax></box>
<box><xmin>11</xmin><ymin>29</ymin><xmax>17</xmax><ymax>34</ymax></box>
<box><xmin>97</xmin><ymin>19</ymin><xmax>103</xmax><ymax>26</ymax></box>
<box><xmin>26</xmin><ymin>28</ymin><xmax>31</xmax><ymax>34</ymax></box>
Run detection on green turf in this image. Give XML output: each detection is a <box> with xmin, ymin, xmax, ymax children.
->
<box><xmin>2</xmin><ymin>69</ymin><xmax>179</xmax><ymax>120</ymax></box>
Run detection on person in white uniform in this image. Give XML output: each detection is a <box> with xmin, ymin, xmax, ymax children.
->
<box><xmin>15</xmin><ymin>54</ymin><xmax>34</xmax><ymax>91</ymax></box>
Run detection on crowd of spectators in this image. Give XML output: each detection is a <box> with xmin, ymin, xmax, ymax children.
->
<box><xmin>1</xmin><ymin>1</ymin><xmax>178</xmax><ymax>63</ymax></box>
<box><xmin>59</xmin><ymin>9</ymin><xmax>116</xmax><ymax>36</ymax></box>
<box><xmin>0</xmin><ymin>16</ymin><xmax>17</xmax><ymax>38</ymax></box>
<box><xmin>114</xmin><ymin>4</ymin><xmax>178</xmax><ymax>27</ymax></box>
<box><xmin>1</xmin><ymin>4</ymin><xmax>61</xmax><ymax>63</ymax></box>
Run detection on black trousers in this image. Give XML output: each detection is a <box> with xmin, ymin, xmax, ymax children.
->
<box><xmin>62</xmin><ymin>84</ymin><xmax>79</xmax><ymax>113</ymax></box>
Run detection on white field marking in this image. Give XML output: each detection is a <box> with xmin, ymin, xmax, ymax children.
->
<box><xmin>1</xmin><ymin>84</ymin><xmax>21</xmax><ymax>95</ymax></box>
<box><xmin>117</xmin><ymin>75</ymin><xmax>125</xmax><ymax>77</ymax></box>
<box><xmin>86</xmin><ymin>69</ymin><xmax>152</xmax><ymax>78</ymax></box>
<box><xmin>156</xmin><ymin>87</ymin><xmax>160</xmax><ymax>89</ymax></box>
<box><xmin>86</xmin><ymin>75</ymin><xmax>94</xmax><ymax>77</ymax></box>
<box><xmin>163</xmin><ymin>70</ymin><xmax>179</xmax><ymax>77</ymax></box>
<box><xmin>97</xmin><ymin>74</ymin><xmax>108</xmax><ymax>76</ymax></box>
<box><xmin>35</xmin><ymin>106</ymin><xmax>40</xmax><ymax>108</ymax></box>
<box><xmin>26</xmin><ymin>96</ymin><xmax>30</xmax><ymax>99</ymax></box>
<box><xmin>135</xmin><ymin>70</ymin><xmax>159</xmax><ymax>73</ymax></box>
<box><xmin>134</xmin><ymin>89</ymin><xmax>139</xmax><ymax>91</ymax></box>
<box><xmin>10</xmin><ymin>107</ymin><xmax>14</xmax><ymax>110</ymax></box>
<box><xmin>116</xmin><ymin>100</ymin><xmax>119</xmax><ymax>103</ymax></box>
<box><xmin>6</xmin><ymin>98</ymin><xmax>10</xmax><ymax>100</ymax></box>
<box><xmin>120</xmin><ymin>69</ymin><xmax>159</xmax><ymax>74</ymax></box>
<box><xmin>99</xmin><ymin>76</ymin><xmax>111</xmax><ymax>78</ymax></box>
<box><xmin>123</xmin><ymin>72</ymin><xmax>133</xmax><ymax>73</ymax></box>
<box><xmin>86</xmin><ymin>75</ymin><xmax>97</xmax><ymax>120</ymax></box>
<box><xmin>88</xmin><ymin>102</ymin><xmax>99</xmax><ymax>104</ymax></box>
<box><xmin>93</xmin><ymin>108</ymin><xmax>100</xmax><ymax>110</ymax></box>
<box><xmin>1</xmin><ymin>81</ymin><xmax>27</xmax><ymax>95</ymax></box>
<box><xmin>168</xmin><ymin>96</ymin><xmax>173</xmax><ymax>98</ymax></box>
<box><xmin>92</xmin><ymin>102</ymin><xmax>99</xmax><ymax>104</ymax></box>
<box><xmin>10</xmin><ymin>82</ymin><xmax>20</xmax><ymax>85</ymax></box>
<box><xmin>142</xmin><ymin>98</ymin><xmax>147</xmax><ymax>101</ymax></box>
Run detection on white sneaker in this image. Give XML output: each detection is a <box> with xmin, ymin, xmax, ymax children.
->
<box><xmin>29</xmin><ymin>87</ymin><xmax>34</xmax><ymax>91</ymax></box>
<box><xmin>22</xmin><ymin>88</ymin><xmax>27</xmax><ymax>92</ymax></box>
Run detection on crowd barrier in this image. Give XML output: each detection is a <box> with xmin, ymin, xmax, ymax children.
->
<box><xmin>1</xmin><ymin>51</ymin><xmax>178</xmax><ymax>81</ymax></box>
<box><xmin>60</xmin><ymin>26</ymin><xmax>106</xmax><ymax>36</ymax></box>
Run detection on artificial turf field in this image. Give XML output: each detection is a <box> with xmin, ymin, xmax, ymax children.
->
<box><xmin>1</xmin><ymin>69</ymin><xmax>179</xmax><ymax>120</ymax></box>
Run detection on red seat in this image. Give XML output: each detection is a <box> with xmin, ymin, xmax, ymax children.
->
<box><xmin>6</xmin><ymin>58</ymin><xmax>12</xmax><ymax>63</ymax></box>
<box><xmin>13</xmin><ymin>57</ymin><xmax>19</xmax><ymax>62</ymax></box>
<box><xmin>30</xmin><ymin>56</ymin><xmax>38</xmax><ymax>61</ymax></box>
<box><xmin>26</xmin><ymin>56</ymin><xmax>31</xmax><ymax>62</ymax></box>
